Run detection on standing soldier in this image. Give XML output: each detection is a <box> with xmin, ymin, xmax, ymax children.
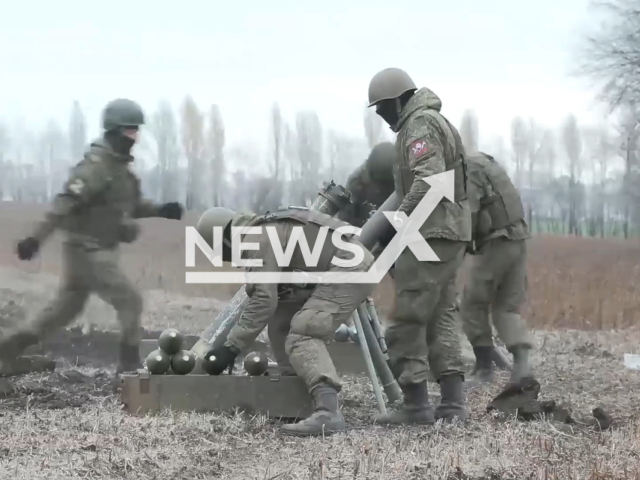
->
<box><xmin>337</xmin><ymin>141</ymin><xmax>396</xmax><ymax>228</ymax></box>
<box><xmin>0</xmin><ymin>98</ymin><xmax>184</xmax><ymax>377</ymax></box>
<box><xmin>195</xmin><ymin>206</ymin><xmax>374</xmax><ymax>436</ymax></box>
<box><xmin>366</xmin><ymin>68</ymin><xmax>471</xmax><ymax>424</ymax></box>
<box><xmin>460</xmin><ymin>151</ymin><xmax>535</xmax><ymax>386</ymax></box>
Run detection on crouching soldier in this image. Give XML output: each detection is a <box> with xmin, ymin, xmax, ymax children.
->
<box><xmin>195</xmin><ymin>206</ymin><xmax>375</xmax><ymax>436</ymax></box>
<box><xmin>0</xmin><ymin>98</ymin><xmax>184</xmax><ymax>377</ymax></box>
<box><xmin>461</xmin><ymin>152</ymin><xmax>535</xmax><ymax>387</ymax></box>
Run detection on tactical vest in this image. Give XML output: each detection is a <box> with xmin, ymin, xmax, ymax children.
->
<box><xmin>469</xmin><ymin>154</ymin><xmax>525</xmax><ymax>230</ymax></box>
<box><xmin>252</xmin><ymin>207</ymin><xmax>356</xmax><ymax>273</ymax></box>
<box><xmin>395</xmin><ymin>110</ymin><xmax>467</xmax><ymax>203</ymax></box>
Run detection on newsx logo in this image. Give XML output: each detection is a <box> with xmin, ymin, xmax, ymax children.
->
<box><xmin>185</xmin><ymin>171</ymin><xmax>456</xmax><ymax>284</ymax></box>
<box><xmin>186</xmin><ymin>222</ymin><xmax>366</xmax><ymax>269</ymax></box>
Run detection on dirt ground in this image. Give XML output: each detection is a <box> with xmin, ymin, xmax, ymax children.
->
<box><xmin>0</xmin><ymin>202</ymin><xmax>639</xmax><ymax>479</ymax></box>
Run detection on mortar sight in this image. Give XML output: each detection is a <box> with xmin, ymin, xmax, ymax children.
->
<box><xmin>309</xmin><ymin>181</ymin><xmax>352</xmax><ymax>216</ymax></box>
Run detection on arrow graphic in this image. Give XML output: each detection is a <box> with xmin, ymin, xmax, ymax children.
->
<box><xmin>185</xmin><ymin>170</ymin><xmax>455</xmax><ymax>284</ymax></box>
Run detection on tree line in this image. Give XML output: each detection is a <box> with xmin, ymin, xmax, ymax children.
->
<box><xmin>0</xmin><ymin>98</ymin><xmax>387</xmax><ymax>217</ymax></box>
<box><xmin>0</xmin><ymin>0</ymin><xmax>638</xmax><ymax>239</ymax></box>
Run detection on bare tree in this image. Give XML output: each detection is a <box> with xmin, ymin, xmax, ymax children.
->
<box><xmin>150</xmin><ymin>100</ymin><xmax>180</xmax><ymax>203</ymax></box>
<box><xmin>616</xmin><ymin>103</ymin><xmax>640</xmax><ymax>237</ymax></box>
<box><xmin>45</xmin><ymin>119</ymin><xmax>67</xmax><ymax>199</ymax></box>
<box><xmin>326</xmin><ymin>131</ymin><xmax>361</xmax><ymax>186</ymax></box>
<box><xmin>270</xmin><ymin>102</ymin><xmax>284</xmax><ymax>180</ymax></box>
<box><xmin>68</xmin><ymin>100</ymin><xmax>87</xmax><ymax>161</ymax></box>
<box><xmin>327</xmin><ymin>130</ymin><xmax>341</xmax><ymax>181</ymax></box>
<box><xmin>363</xmin><ymin>105</ymin><xmax>384</xmax><ymax>149</ymax></box>
<box><xmin>524</xmin><ymin>119</ymin><xmax>544</xmax><ymax>228</ymax></box>
<box><xmin>460</xmin><ymin>109</ymin><xmax>479</xmax><ymax>153</ymax></box>
<box><xmin>284</xmin><ymin>123</ymin><xmax>297</xmax><ymax>204</ymax></box>
<box><xmin>206</xmin><ymin>104</ymin><xmax>226</xmax><ymax>207</ymax></box>
<box><xmin>511</xmin><ymin>117</ymin><xmax>528</xmax><ymax>188</ymax></box>
<box><xmin>180</xmin><ymin>95</ymin><xmax>205</xmax><ymax>210</ymax></box>
<box><xmin>295</xmin><ymin>111</ymin><xmax>323</xmax><ymax>205</ymax></box>
<box><xmin>539</xmin><ymin>129</ymin><xmax>558</xmax><ymax>231</ymax></box>
<box><xmin>562</xmin><ymin>114</ymin><xmax>583</xmax><ymax>235</ymax></box>
<box><xmin>575</xmin><ymin>0</ymin><xmax>640</xmax><ymax>108</ymax></box>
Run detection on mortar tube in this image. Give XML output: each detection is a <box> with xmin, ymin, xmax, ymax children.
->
<box><xmin>365</xmin><ymin>298</ymin><xmax>388</xmax><ymax>354</ymax></box>
<box><xmin>352</xmin><ymin>310</ymin><xmax>387</xmax><ymax>415</ymax></box>
<box><xmin>191</xmin><ymin>287</ymin><xmax>249</xmax><ymax>358</ymax></box>
<box><xmin>357</xmin><ymin>304</ymin><xmax>403</xmax><ymax>404</ymax></box>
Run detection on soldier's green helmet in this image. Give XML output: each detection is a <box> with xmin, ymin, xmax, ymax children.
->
<box><xmin>366</xmin><ymin>142</ymin><xmax>396</xmax><ymax>183</ymax></box>
<box><xmin>102</xmin><ymin>98</ymin><xmax>145</xmax><ymax>132</ymax></box>
<box><xmin>367</xmin><ymin>68</ymin><xmax>417</xmax><ymax>107</ymax></box>
<box><xmin>196</xmin><ymin>207</ymin><xmax>239</xmax><ymax>247</ymax></box>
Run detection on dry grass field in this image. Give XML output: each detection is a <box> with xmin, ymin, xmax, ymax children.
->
<box><xmin>0</xmin><ymin>202</ymin><xmax>639</xmax><ymax>479</ymax></box>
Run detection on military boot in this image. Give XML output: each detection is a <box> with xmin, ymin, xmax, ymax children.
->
<box><xmin>509</xmin><ymin>345</ymin><xmax>535</xmax><ymax>384</ymax></box>
<box><xmin>435</xmin><ymin>374</ymin><xmax>469</xmax><ymax>423</ymax></box>
<box><xmin>465</xmin><ymin>346</ymin><xmax>495</xmax><ymax>388</ymax></box>
<box><xmin>374</xmin><ymin>381</ymin><xmax>435</xmax><ymax>425</ymax></box>
<box><xmin>280</xmin><ymin>383</ymin><xmax>345</xmax><ymax>436</ymax></box>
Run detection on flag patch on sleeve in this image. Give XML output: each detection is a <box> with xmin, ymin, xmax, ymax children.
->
<box><xmin>409</xmin><ymin>139</ymin><xmax>432</xmax><ymax>159</ymax></box>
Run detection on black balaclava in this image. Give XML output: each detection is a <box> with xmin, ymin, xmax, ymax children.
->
<box><xmin>375</xmin><ymin>91</ymin><xmax>416</xmax><ymax>132</ymax></box>
<box><xmin>104</xmin><ymin>127</ymin><xmax>137</xmax><ymax>156</ymax></box>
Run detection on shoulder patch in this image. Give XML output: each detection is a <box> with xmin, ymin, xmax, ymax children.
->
<box><xmin>409</xmin><ymin>139</ymin><xmax>433</xmax><ymax>160</ymax></box>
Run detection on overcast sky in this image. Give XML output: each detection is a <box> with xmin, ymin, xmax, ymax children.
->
<box><xmin>1</xmin><ymin>0</ymin><xmax>605</xmax><ymax>162</ymax></box>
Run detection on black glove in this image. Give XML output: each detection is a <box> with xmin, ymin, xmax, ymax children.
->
<box><xmin>204</xmin><ymin>345</ymin><xmax>238</xmax><ymax>375</ymax></box>
<box><xmin>17</xmin><ymin>237</ymin><xmax>39</xmax><ymax>261</ymax></box>
<box><xmin>158</xmin><ymin>202</ymin><xmax>183</xmax><ymax>220</ymax></box>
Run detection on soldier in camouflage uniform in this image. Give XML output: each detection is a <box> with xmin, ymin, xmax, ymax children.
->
<box><xmin>367</xmin><ymin>68</ymin><xmax>471</xmax><ymax>425</ymax></box>
<box><xmin>195</xmin><ymin>206</ymin><xmax>374</xmax><ymax>436</ymax></box>
<box><xmin>0</xmin><ymin>99</ymin><xmax>184</xmax><ymax>376</ymax></box>
<box><xmin>461</xmin><ymin>151</ymin><xmax>535</xmax><ymax>386</ymax></box>
<box><xmin>337</xmin><ymin>142</ymin><xmax>396</xmax><ymax>228</ymax></box>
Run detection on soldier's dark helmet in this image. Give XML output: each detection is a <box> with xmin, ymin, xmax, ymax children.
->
<box><xmin>366</xmin><ymin>142</ymin><xmax>396</xmax><ymax>184</ymax></box>
<box><xmin>102</xmin><ymin>98</ymin><xmax>145</xmax><ymax>132</ymax></box>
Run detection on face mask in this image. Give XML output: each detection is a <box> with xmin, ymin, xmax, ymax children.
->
<box><xmin>375</xmin><ymin>100</ymin><xmax>399</xmax><ymax>130</ymax></box>
<box><xmin>105</xmin><ymin>128</ymin><xmax>137</xmax><ymax>156</ymax></box>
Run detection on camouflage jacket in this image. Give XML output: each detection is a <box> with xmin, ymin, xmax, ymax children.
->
<box><xmin>31</xmin><ymin>137</ymin><xmax>160</xmax><ymax>249</ymax></box>
<box><xmin>224</xmin><ymin>212</ymin><xmax>371</xmax><ymax>352</ymax></box>
<box><xmin>394</xmin><ymin>88</ymin><xmax>471</xmax><ymax>242</ymax></box>
<box><xmin>338</xmin><ymin>163</ymin><xmax>395</xmax><ymax>227</ymax></box>
<box><xmin>466</xmin><ymin>153</ymin><xmax>530</xmax><ymax>243</ymax></box>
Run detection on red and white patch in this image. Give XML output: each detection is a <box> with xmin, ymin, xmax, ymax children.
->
<box><xmin>410</xmin><ymin>139</ymin><xmax>431</xmax><ymax>159</ymax></box>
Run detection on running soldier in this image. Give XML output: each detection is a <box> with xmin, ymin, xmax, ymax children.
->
<box><xmin>0</xmin><ymin>98</ymin><xmax>184</xmax><ymax>377</ymax></box>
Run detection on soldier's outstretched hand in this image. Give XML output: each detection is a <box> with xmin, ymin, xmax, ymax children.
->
<box><xmin>158</xmin><ymin>202</ymin><xmax>183</xmax><ymax>220</ymax></box>
<box><xmin>16</xmin><ymin>237</ymin><xmax>39</xmax><ymax>261</ymax></box>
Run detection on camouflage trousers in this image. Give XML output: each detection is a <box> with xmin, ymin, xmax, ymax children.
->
<box><xmin>0</xmin><ymin>242</ymin><xmax>143</xmax><ymax>359</ymax></box>
<box><xmin>460</xmin><ymin>238</ymin><xmax>533</xmax><ymax>349</ymax></box>
<box><xmin>285</xmin><ymin>246</ymin><xmax>374</xmax><ymax>392</ymax></box>
<box><xmin>386</xmin><ymin>239</ymin><xmax>467</xmax><ymax>386</ymax></box>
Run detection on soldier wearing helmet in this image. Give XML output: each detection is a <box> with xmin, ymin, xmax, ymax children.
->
<box><xmin>367</xmin><ymin>68</ymin><xmax>471</xmax><ymax>425</ymax></box>
<box><xmin>1</xmin><ymin>98</ymin><xmax>184</xmax><ymax>378</ymax></box>
<box><xmin>337</xmin><ymin>142</ymin><xmax>397</xmax><ymax>228</ymax></box>
<box><xmin>195</xmin><ymin>205</ymin><xmax>375</xmax><ymax>437</ymax></box>
<box><xmin>460</xmin><ymin>151</ymin><xmax>535</xmax><ymax>388</ymax></box>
